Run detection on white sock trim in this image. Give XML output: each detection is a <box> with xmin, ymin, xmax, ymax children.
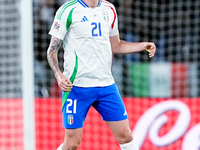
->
<box><xmin>120</xmin><ymin>140</ymin><xmax>139</xmax><ymax>150</ymax></box>
<box><xmin>57</xmin><ymin>143</ymin><xmax>64</xmax><ymax>150</ymax></box>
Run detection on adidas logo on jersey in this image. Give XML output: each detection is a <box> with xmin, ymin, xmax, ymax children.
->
<box><xmin>81</xmin><ymin>16</ymin><xmax>89</xmax><ymax>22</ymax></box>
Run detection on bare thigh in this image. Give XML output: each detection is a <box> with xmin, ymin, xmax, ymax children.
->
<box><xmin>106</xmin><ymin>119</ymin><xmax>133</xmax><ymax>144</ymax></box>
<box><xmin>62</xmin><ymin>128</ymin><xmax>83</xmax><ymax>150</ymax></box>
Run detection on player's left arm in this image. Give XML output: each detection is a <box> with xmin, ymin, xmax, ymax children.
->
<box><xmin>109</xmin><ymin>34</ymin><xmax>156</xmax><ymax>58</ymax></box>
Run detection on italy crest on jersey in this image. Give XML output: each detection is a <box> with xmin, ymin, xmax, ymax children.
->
<box><xmin>102</xmin><ymin>11</ymin><xmax>109</xmax><ymax>22</ymax></box>
<box><xmin>68</xmin><ymin>115</ymin><xmax>74</xmax><ymax>125</ymax></box>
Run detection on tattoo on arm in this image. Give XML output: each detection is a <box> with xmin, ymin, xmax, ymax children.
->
<box><xmin>47</xmin><ymin>37</ymin><xmax>62</xmax><ymax>74</ymax></box>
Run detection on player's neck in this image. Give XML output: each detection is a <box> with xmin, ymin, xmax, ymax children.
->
<box><xmin>82</xmin><ymin>0</ymin><xmax>100</xmax><ymax>8</ymax></box>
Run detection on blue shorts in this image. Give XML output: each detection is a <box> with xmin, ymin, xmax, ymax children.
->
<box><xmin>62</xmin><ymin>83</ymin><xmax>128</xmax><ymax>129</ymax></box>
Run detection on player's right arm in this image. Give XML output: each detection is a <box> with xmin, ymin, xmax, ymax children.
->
<box><xmin>47</xmin><ymin>36</ymin><xmax>73</xmax><ymax>92</ymax></box>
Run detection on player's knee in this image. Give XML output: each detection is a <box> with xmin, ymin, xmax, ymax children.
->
<box><xmin>63</xmin><ymin>134</ymin><xmax>81</xmax><ymax>149</ymax></box>
<box><xmin>117</xmin><ymin>130</ymin><xmax>133</xmax><ymax>144</ymax></box>
<box><xmin>68</xmin><ymin>142</ymin><xmax>80</xmax><ymax>150</ymax></box>
<box><xmin>64</xmin><ymin>128</ymin><xmax>82</xmax><ymax>149</ymax></box>
<box><xmin>62</xmin><ymin>141</ymin><xmax>80</xmax><ymax>150</ymax></box>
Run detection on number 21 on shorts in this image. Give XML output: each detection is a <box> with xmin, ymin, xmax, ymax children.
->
<box><xmin>66</xmin><ymin>99</ymin><xmax>77</xmax><ymax>114</ymax></box>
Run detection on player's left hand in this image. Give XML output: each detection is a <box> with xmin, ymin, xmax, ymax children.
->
<box><xmin>144</xmin><ymin>42</ymin><xmax>156</xmax><ymax>58</ymax></box>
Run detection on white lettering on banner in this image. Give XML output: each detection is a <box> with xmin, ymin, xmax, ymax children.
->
<box><xmin>182</xmin><ymin>123</ymin><xmax>200</xmax><ymax>150</ymax></box>
<box><xmin>132</xmin><ymin>100</ymin><xmax>191</xmax><ymax>148</ymax></box>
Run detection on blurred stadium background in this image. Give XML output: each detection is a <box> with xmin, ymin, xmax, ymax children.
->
<box><xmin>0</xmin><ymin>0</ymin><xmax>200</xmax><ymax>150</ymax></box>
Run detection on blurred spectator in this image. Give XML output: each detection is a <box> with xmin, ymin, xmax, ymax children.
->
<box><xmin>34</xmin><ymin>60</ymin><xmax>49</xmax><ymax>97</ymax></box>
<box><xmin>34</xmin><ymin>0</ymin><xmax>60</xmax><ymax>97</ymax></box>
<box><xmin>34</xmin><ymin>0</ymin><xmax>60</xmax><ymax>62</ymax></box>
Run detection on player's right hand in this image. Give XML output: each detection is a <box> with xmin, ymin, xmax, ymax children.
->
<box><xmin>144</xmin><ymin>42</ymin><xmax>156</xmax><ymax>58</ymax></box>
<box><xmin>55</xmin><ymin>71</ymin><xmax>73</xmax><ymax>92</ymax></box>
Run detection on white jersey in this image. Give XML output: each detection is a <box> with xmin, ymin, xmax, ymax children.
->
<box><xmin>49</xmin><ymin>0</ymin><xmax>119</xmax><ymax>87</ymax></box>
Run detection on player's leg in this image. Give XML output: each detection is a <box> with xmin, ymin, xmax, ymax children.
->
<box><xmin>107</xmin><ymin>120</ymin><xmax>139</xmax><ymax>150</ymax></box>
<box><xmin>57</xmin><ymin>86</ymin><xmax>97</xmax><ymax>150</ymax></box>
<box><xmin>57</xmin><ymin>128</ymin><xmax>83</xmax><ymax>150</ymax></box>
<box><xmin>93</xmin><ymin>83</ymin><xmax>139</xmax><ymax>150</ymax></box>
<box><xmin>106</xmin><ymin>119</ymin><xmax>132</xmax><ymax>144</ymax></box>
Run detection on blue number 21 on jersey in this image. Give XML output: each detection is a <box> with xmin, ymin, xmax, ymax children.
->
<box><xmin>91</xmin><ymin>22</ymin><xmax>102</xmax><ymax>36</ymax></box>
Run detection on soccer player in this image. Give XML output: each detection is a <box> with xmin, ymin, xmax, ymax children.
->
<box><xmin>47</xmin><ymin>0</ymin><xmax>156</xmax><ymax>150</ymax></box>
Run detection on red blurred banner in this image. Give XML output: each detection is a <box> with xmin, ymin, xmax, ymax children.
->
<box><xmin>1</xmin><ymin>98</ymin><xmax>200</xmax><ymax>150</ymax></box>
<box><xmin>0</xmin><ymin>99</ymin><xmax>23</xmax><ymax>150</ymax></box>
<box><xmin>34</xmin><ymin>98</ymin><xmax>200</xmax><ymax>150</ymax></box>
<box><xmin>125</xmin><ymin>98</ymin><xmax>200</xmax><ymax>150</ymax></box>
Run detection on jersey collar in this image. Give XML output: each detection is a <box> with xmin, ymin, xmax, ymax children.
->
<box><xmin>77</xmin><ymin>0</ymin><xmax>102</xmax><ymax>8</ymax></box>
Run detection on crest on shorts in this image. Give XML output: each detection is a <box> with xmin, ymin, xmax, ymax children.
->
<box><xmin>102</xmin><ymin>11</ymin><xmax>109</xmax><ymax>22</ymax></box>
<box><xmin>68</xmin><ymin>115</ymin><xmax>74</xmax><ymax>125</ymax></box>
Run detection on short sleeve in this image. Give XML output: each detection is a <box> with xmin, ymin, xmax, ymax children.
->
<box><xmin>109</xmin><ymin>6</ymin><xmax>119</xmax><ymax>37</ymax></box>
<box><xmin>49</xmin><ymin>7</ymin><xmax>68</xmax><ymax>40</ymax></box>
